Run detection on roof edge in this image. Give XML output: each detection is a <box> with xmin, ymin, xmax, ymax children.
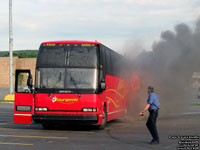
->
<box><xmin>42</xmin><ymin>40</ymin><xmax>101</xmax><ymax>45</ymax></box>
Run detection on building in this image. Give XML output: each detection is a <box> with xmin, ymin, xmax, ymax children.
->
<box><xmin>0</xmin><ymin>57</ymin><xmax>36</xmax><ymax>88</ymax></box>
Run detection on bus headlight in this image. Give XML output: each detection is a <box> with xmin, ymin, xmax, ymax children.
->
<box><xmin>82</xmin><ymin>108</ymin><xmax>97</xmax><ymax>112</ymax></box>
<box><xmin>16</xmin><ymin>105</ymin><xmax>31</xmax><ymax>111</ymax></box>
<box><xmin>35</xmin><ymin>107</ymin><xmax>48</xmax><ymax>111</ymax></box>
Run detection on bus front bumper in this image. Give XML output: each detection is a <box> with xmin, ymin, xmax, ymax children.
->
<box><xmin>33</xmin><ymin>114</ymin><xmax>98</xmax><ymax>125</ymax></box>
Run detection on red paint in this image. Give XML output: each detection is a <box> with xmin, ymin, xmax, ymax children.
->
<box><xmin>14</xmin><ymin>115</ymin><xmax>32</xmax><ymax>124</ymax></box>
<box><xmin>14</xmin><ymin>92</ymin><xmax>33</xmax><ymax>124</ymax></box>
<box><xmin>14</xmin><ymin>40</ymin><xmax>131</xmax><ymax>127</ymax></box>
<box><xmin>104</xmin><ymin>75</ymin><xmax>128</xmax><ymax>121</ymax></box>
<box><xmin>14</xmin><ymin>74</ymin><xmax>129</xmax><ymax>125</ymax></box>
<box><xmin>43</xmin><ymin>40</ymin><xmax>101</xmax><ymax>45</ymax></box>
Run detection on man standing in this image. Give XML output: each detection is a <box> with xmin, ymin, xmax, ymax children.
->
<box><xmin>139</xmin><ymin>86</ymin><xmax>160</xmax><ymax>144</ymax></box>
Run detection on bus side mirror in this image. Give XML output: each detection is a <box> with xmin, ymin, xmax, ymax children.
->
<box><xmin>101</xmin><ymin>79</ymin><xmax>106</xmax><ymax>90</ymax></box>
<box><xmin>27</xmin><ymin>74</ymin><xmax>33</xmax><ymax>89</ymax></box>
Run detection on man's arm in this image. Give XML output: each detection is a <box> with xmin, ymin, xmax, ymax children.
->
<box><xmin>139</xmin><ymin>104</ymin><xmax>151</xmax><ymax>116</ymax></box>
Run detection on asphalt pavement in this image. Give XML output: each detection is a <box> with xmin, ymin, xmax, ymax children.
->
<box><xmin>0</xmin><ymin>88</ymin><xmax>9</xmax><ymax>100</ymax></box>
<box><xmin>0</xmin><ymin>103</ymin><xmax>199</xmax><ymax>150</ymax></box>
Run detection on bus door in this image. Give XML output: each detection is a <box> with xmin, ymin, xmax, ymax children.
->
<box><xmin>14</xmin><ymin>70</ymin><xmax>34</xmax><ymax>124</ymax></box>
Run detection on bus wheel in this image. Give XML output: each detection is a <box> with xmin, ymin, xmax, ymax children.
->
<box><xmin>98</xmin><ymin>107</ymin><xmax>107</xmax><ymax>130</ymax></box>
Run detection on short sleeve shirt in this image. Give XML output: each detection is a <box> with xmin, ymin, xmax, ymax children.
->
<box><xmin>147</xmin><ymin>92</ymin><xmax>160</xmax><ymax>110</ymax></box>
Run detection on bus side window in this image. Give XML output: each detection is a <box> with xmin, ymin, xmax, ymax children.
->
<box><xmin>105</xmin><ymin>47</ymin><xmax>112</xmax><ymax>75</ymax></box>
<box><xmin>110</xmin><ymin>51</ymin><xmax>118</xmax><ymax>77</ymax></box>
<box><xmin>16</xmin><ymin>73</ymin><xmax>31</xmax><ymax>93</ymax></box>
<box><xmin>100</xmin><ymin>47</ymin><xmax>106</xmax><ymax>78</ymax></box>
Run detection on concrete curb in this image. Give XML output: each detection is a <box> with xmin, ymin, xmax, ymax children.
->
<box><xmin>4</xmin><ymin>94</ymin><xmax>14</xmax><ymax>101</ymax></box>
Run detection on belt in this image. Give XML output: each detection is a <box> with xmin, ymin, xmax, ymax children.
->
<box><xmin>149</xmin><ymin>109</ymin><xmax>159</xmax><ymax>112</ymax></box>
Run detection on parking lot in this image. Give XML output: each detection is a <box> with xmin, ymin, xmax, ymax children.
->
<box><xmin>0</xmin><ymin>102</ymin><xmax>199</xmax><ymax>150</ymax></box>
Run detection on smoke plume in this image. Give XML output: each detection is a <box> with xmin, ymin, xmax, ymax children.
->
<box><xmin>127</xmin><ymin>18</ymin><xmax>200</xmax><ymax>117</ymax></box>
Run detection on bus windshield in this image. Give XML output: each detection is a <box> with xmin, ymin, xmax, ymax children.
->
<box><xmin>36</xmin><ymin>43</ymin><xmax>99</xmax><ymax>91</ymax></box>
<box><xmin>37</xmin><ymin>68</ymin><xmax>98</xmax><ymax>90</ymax></box>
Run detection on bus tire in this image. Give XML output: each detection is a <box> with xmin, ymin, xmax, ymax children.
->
<box><xmin>97</xmin><ymin>107</ymin><xmax>107</xmax><ymax>130</ymax></box>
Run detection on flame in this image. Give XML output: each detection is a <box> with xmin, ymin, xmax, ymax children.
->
<box><xmin>131</xmin><ymin>72</ymin><xmax>142</xmax><ymax>93</ymax></box>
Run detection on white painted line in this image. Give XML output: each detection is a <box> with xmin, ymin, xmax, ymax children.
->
<box><xmin>183</xmin><ymin>112</ymin><xmax>200</xmax><ymax>115</ymax></box>
<box><xmin>0</xmin><ymin>142</ymin><xmax>33</xmax><ymax>146</ymax></box>
<box><xmin>0</xmin><ymin>134</ymin><xmax>68</xmax><ymax>139</ymax></box>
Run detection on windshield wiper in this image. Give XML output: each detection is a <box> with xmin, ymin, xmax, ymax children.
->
<box><xmin>70</xmin><ymin>76</ymin><xmax>77</xmax><ymax>88</ymax></box>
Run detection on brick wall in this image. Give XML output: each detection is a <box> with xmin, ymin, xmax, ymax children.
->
<box><xmin>0</xmin><ymin>57</ymin><xmax>36</xmax><ymax>87</ymax></box>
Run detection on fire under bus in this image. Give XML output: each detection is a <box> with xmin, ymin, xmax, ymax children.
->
<box><xmin>14</xmin><ymin>41</ymin><xmax>131</xmax><ymax>129</ymax></box>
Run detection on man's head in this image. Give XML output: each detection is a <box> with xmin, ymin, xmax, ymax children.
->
<box><xmin>148</xmin><ymin>86</ymin><xmax>154</xmax><ymax>94</ymax></box>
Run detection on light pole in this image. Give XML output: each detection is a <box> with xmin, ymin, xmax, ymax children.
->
<box><xmin>9</xmin><ymin>0</ymin><xmax>13</xmax><ymax>94</ymax></box>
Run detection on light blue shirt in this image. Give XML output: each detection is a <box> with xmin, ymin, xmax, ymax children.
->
<box><xmin>147</xmin><ymin>93</ymin><xmax>160</xmax><ymax>110</ymax></box>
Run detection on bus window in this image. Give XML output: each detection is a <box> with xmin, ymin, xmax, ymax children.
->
<box><xmin>68</xmin><ymin>46</ymin><xmax>97</xmax><ymax>68</ymax></box>
<box><xmin>105</xmin><ymin>48</ymin><xmax>112</xmax><ymax>75</ymax></box>
<box><xmin>37</xmin><ymin>46</ymin><xmax>66</xmax><ymax>67</ymax></box>
<box><xmin>65</xmin><ymin>68</ymin><xmax>98</xmax><ymax>89</ymax></box>
<box><xmin>38</xmin><ymin>68</ymin><xmax>65</xmax><ymax>89</ymax></box>
<box><xmin>16</xmin><ymin>72</ymin><xmax>31</xmax><ymax>93</ymax></box>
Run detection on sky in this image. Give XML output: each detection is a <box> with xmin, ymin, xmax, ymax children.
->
<box><xmin>0</xmin><ymin>0</ymin><xmax>199</xmax><ymax>52</ymax></box>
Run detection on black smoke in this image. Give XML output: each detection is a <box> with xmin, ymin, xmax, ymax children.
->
<box><xmin>128</xmin><ymin>18</ymin><xmax>200</xmax><ymax>117</ymax></box>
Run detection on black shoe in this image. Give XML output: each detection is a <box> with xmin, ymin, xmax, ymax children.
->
<box><xmin>149</xmin><ymin>141</ymin><xmax>159</xmax><ymax>145</ymax></box>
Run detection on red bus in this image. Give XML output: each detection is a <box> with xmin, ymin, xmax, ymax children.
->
<box><xmin>14</xmin><ymin>41</ymin><xmax>131</xmax><ymax>129</ymax></box>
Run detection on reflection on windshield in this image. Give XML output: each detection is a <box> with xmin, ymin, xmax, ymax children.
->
<box><xmin>68</xmin><ymin>47</ymin><xmax>97</xmax><ymax>67</ymax></box>
<box><xmin>37</xmin><ymin>68</ymin><xmax>97</xmax><ymax>89</ymax></box>
<box><xmin>37</xmin><ymin>45</ymin><xmax>97</xmax><ymax>68</ymax></box>
<box><xmin>37</xmin><ymin>46</ymin><xmax>66</xmax><ymax>67</ymax></box>
<box><xmin>40</xmin><ymin>68</ymin><xmax>65</xmax><ymax>89</ymax></box>
<box><xmin>66</xmin><ymin>68</ymin><xmax>97</xmax><ymax>89</ymax></box>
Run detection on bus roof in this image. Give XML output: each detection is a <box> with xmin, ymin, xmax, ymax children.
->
<box><xmin>42</xmin><ymin>40</ymin><xmax>101</xmax><ymax>45</ymax></box>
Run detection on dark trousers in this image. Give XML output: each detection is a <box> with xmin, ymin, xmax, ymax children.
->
<box><xmin>146</xmin><ymin>110</ymin><xmax>159</xmax><ymax>142</ymax></box>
